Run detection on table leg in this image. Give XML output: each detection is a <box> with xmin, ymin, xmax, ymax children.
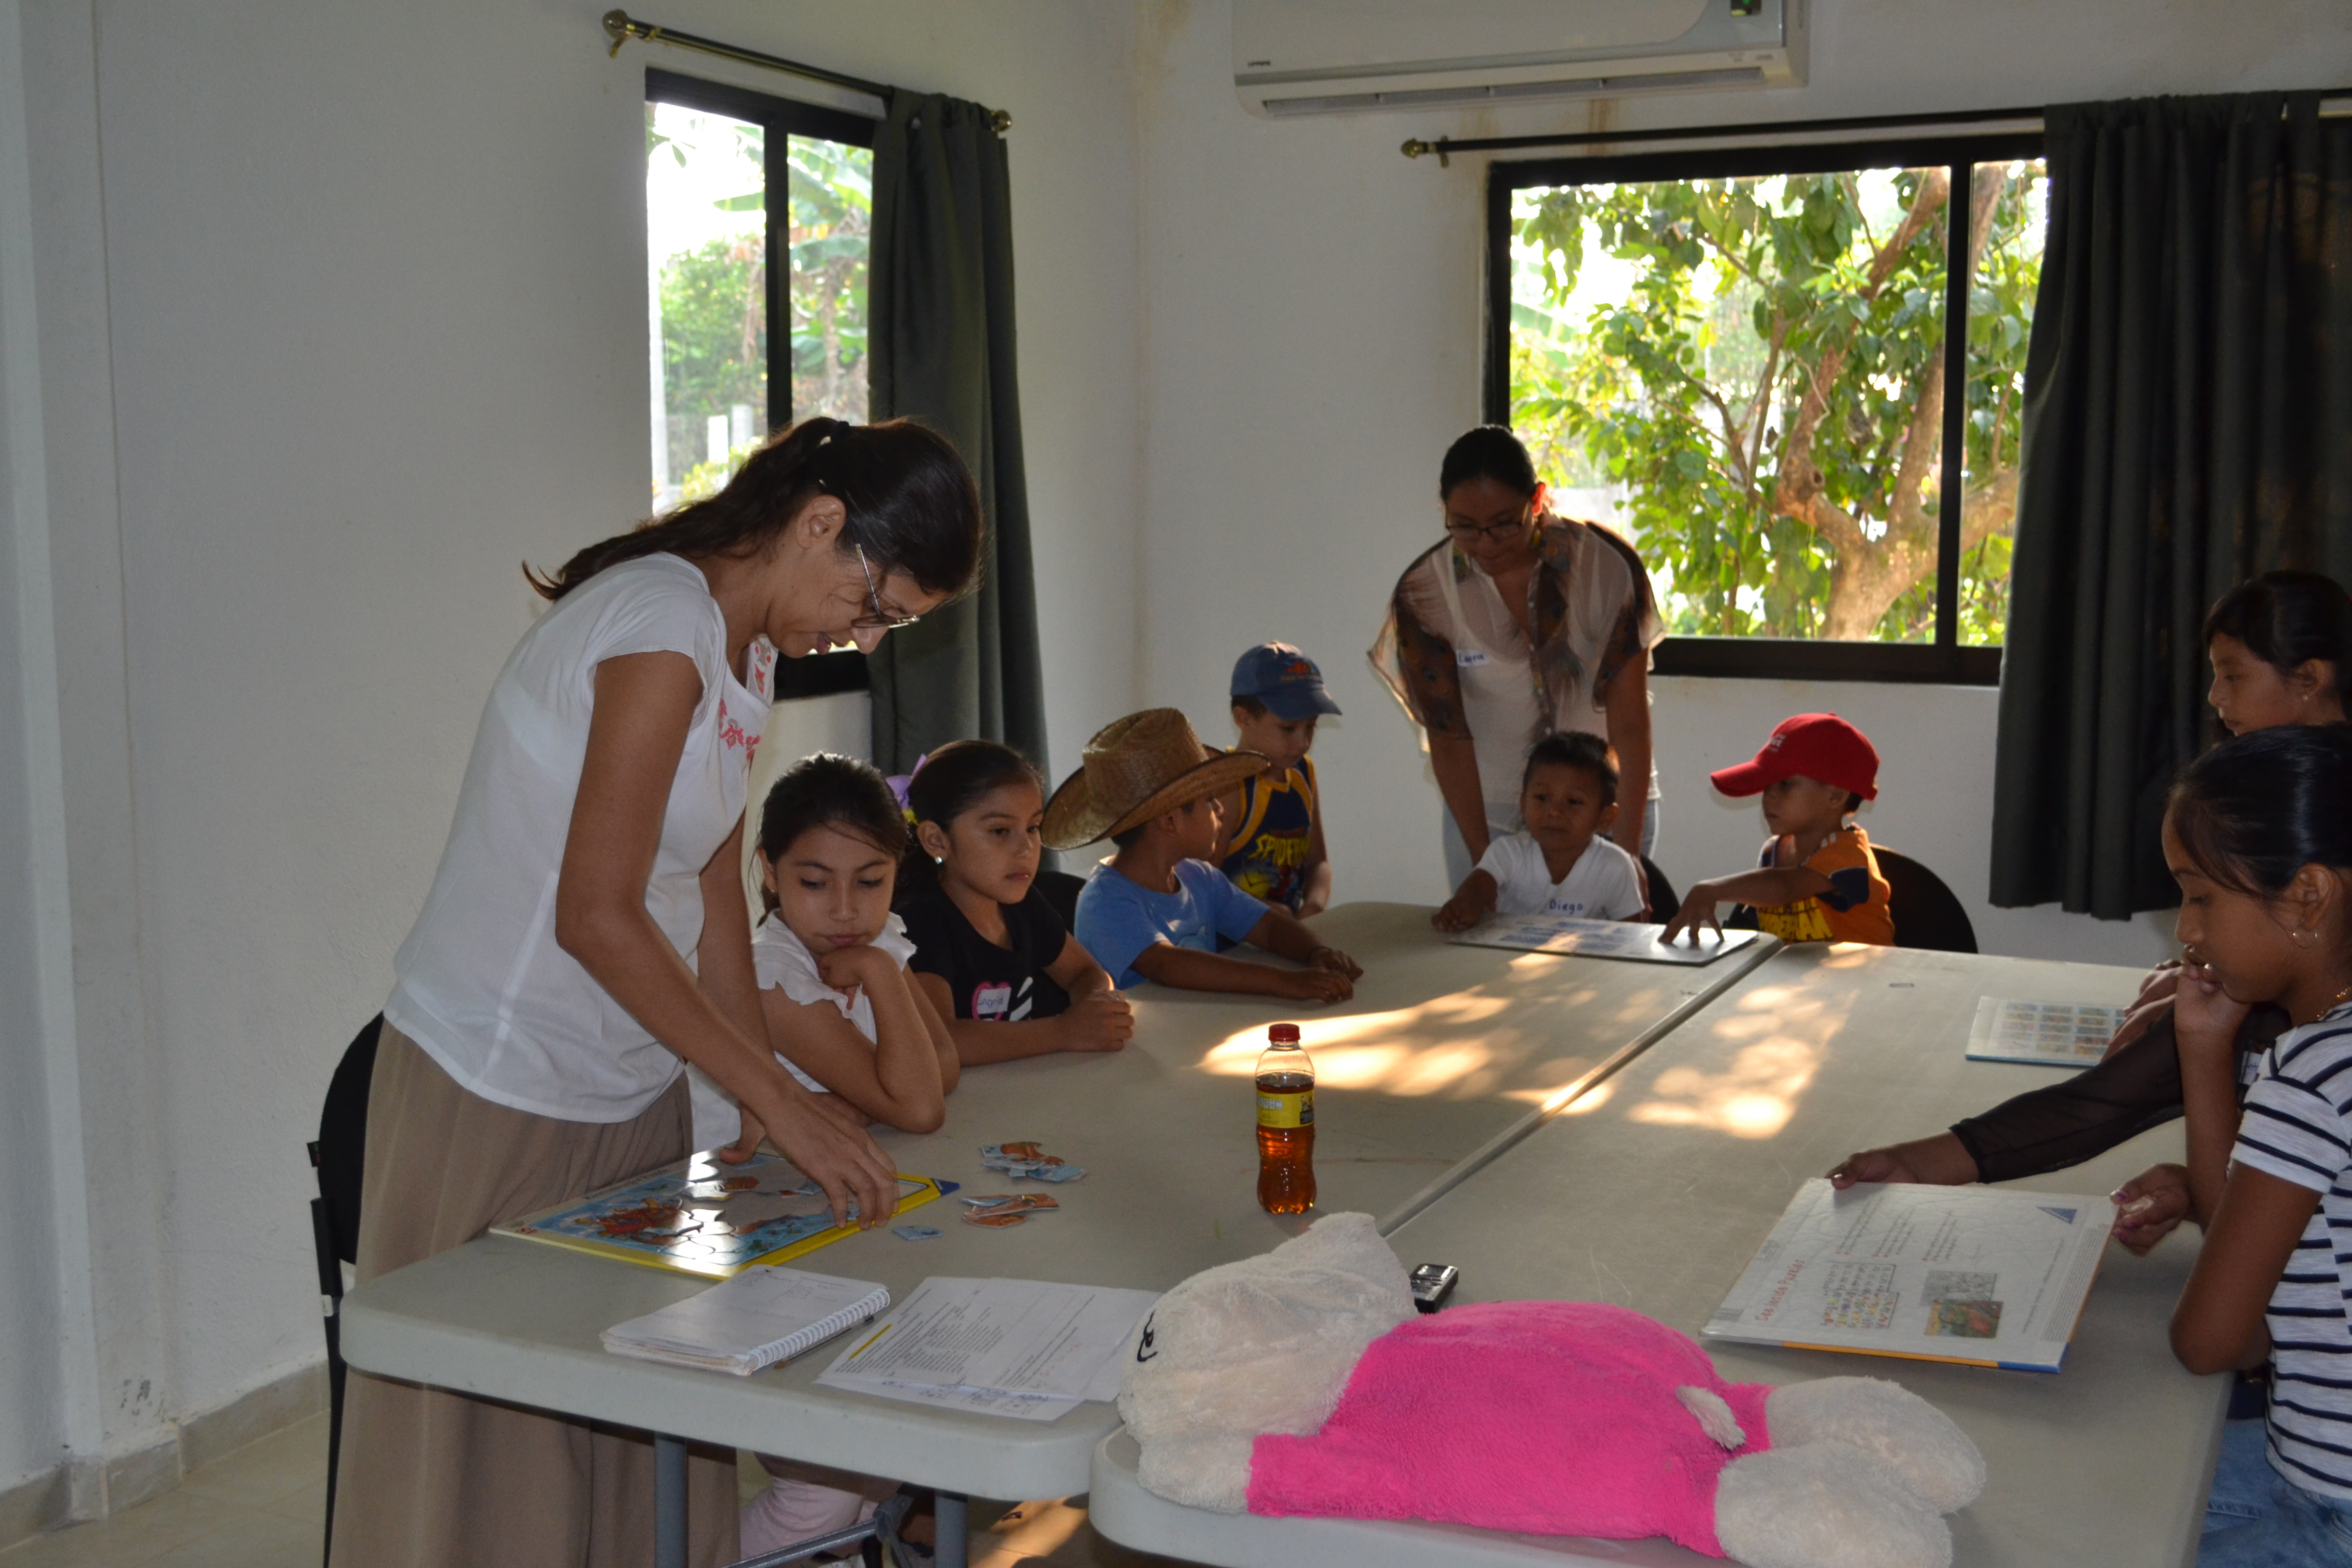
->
<box><xmin>932</xmin><ymin>1491</ymin><xmax>967</xmax><ymax>1568</ymax></box>
<box><xmin>655</xmin><ymin>1432</ymin><xmax>687</xmax><ymax>1568</ymax></box>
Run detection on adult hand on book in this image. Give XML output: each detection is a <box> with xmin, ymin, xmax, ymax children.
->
<box><xmin>1826</xmin><ymin>1132</ymin><xmax>1979</xmax><ymax>1189</ymax></box>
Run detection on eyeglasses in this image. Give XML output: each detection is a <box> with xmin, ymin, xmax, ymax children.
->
<box><xmin>1446</xmin><ymin>514</ymin><xmax>1535</xmax><ymax>545</ymax></box>
<box><xmin>851</xmin><ymin>543</ymin><xmax>921</xmax><ymax>630</ymax></box>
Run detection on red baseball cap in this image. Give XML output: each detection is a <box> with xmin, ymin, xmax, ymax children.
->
<box><xmin>1709</xmin><ymin>714</ymin><xmax>1879</xmax><ymax>801</ymax></box>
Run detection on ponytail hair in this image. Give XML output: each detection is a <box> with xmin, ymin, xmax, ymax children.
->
<box><xmin>899</xmin><ymin>740</ymin><xmax>1046</xmax><ymax>892</ymax></box>
<box><xmin>2166</xmin><ymin>723</ymin><xmax>2352</xmax><ymax>899</ymax></box>
<box><xmin>755</xmin><ymin>753</ymin><xmax>909</xmax><ymax>910</ymax></box>
<box><xmin>528</xmin><ymin>416</ymin><xmax>984</xmax><ymax>603</ymax></box>
<box><xmin>2203</xmin><ymin>570</ymin><xmax>2352</xmax><ymax>705</ymax></box>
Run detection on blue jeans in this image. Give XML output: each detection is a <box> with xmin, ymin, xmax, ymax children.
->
<box><xmin>2202</xmin><ymin>1416</ymin><xmax>2352</xmax><ymax>1566</ymax></box>
<box><xmin>1441</xmin><ymin>802</ymin><xmax>1661</xmax><ymax>894</ymax></box>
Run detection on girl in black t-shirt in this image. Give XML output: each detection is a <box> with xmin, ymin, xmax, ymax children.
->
<box><xmin>896</xmin><ymin>741</ymin><xmax>1134</xmax><ymax>1062</ymax></box>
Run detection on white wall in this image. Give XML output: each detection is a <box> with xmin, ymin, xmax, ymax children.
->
<box><xmin>1</xmin><ymin>0</ymin><xmax>103</xmax><ymax>1509</ymax></box>
<box><xmin>1125</xmin><ymin>0</ymin><xmax>2352</xmax><ymax>955</ymax></box>
<box><xmin>8</xmin><ymin>0</ymin><xmax>1141</xmax><ymax>1516</ymax></box>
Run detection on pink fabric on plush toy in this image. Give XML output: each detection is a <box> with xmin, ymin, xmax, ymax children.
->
<box><xmin>1247</xmin><ymin>1300</ymin><xmax>1773</xmax><ymax>1556</ymax></box>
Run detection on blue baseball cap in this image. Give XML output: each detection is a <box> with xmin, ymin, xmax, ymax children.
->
<box><xmin>1231</xmin><ymin>643</ymin><xmax>1342</xmax><ymax>722</ymax></box>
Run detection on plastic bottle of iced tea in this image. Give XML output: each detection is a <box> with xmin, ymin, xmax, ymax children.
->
<box><xmin>1255</xmin><ymin>1023</ymin><xmax>1316</xmax><ymax>1215</ymax></box>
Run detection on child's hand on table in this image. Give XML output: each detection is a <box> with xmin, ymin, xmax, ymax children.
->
<box><xmin>1660</xmin><ymin>881</ymin><xmax>1727</xmax><ymax>945</ymax></box>
<box><xmin>1057</xmin><ymin>989</ymin><xmax>1134</xmax><ymax>1052</ymax></box>
<box><xmin>1272</xmin><ymin>967</ymin><xmax>1354</xmax><ymax>1004</ymax></box>
<box><xmin>1431</xmin><ymin>896</ymin><xmax>1485</xmax><ymax>933</ymax></box>
<box><xmin>1307</xmin><ymin>944</ymin><xmax>1362</xmax><ymax>981</ymax></box>
<box><xmin>2112</xmin><ymin>1163</ymin><xmax>2195</xmax><ymax>1255</ymax></box>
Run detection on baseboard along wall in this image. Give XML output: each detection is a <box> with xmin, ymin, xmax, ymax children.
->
<box><xmin>0</xmin><ymin>1357</ymin><xmax>327</xmax><ymax>1550</ymax></box>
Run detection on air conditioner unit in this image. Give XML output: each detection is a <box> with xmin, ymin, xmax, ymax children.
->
<box><xmin>1234</xmin><ymin>0</ymin><xmax>1807</xmax><ymax>120</ymax></box>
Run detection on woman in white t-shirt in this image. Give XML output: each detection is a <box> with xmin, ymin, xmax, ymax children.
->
<box><xmin>333</xmin><ymin>417</ymin><xmax>982</xmax><ymax>1568</ymax></box>
<box><xmin>1371</xmin><ymin>425</ymin><xmax>1664</xmax><ymax>893</ymax></box>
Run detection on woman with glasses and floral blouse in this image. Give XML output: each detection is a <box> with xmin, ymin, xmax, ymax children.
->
<box><xmin>1371</xmin><ymin>424</ymin><xmax>1664</xmax><ymax>894</ymax></box>
<box><xmin>331</xmin><ymin>417</ymin><xmax>981</xmax><ymax>1568</ymax></box>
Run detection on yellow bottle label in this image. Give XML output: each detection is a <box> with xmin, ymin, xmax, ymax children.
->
<box><xmin>1257</xmin><ymin>1088</ymin><xmax>1314</xmax><ymax>1129</ymax></box>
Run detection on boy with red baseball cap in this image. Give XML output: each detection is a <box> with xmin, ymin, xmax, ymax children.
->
<box><xmin>1662</xmin><ymin>714</ymin><xmax>1895</xmax><ymax>946</ymax></box>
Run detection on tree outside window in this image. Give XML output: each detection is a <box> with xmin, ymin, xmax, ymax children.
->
<box><xmin>646</xmin><ymin>97</ymin><xmax>872</xmax><ymax>512</ymax></box>
<box><xmin>1503</xmin><ymin>147</ymin><xmax>2045</xmax><ymax>659</ymax></box>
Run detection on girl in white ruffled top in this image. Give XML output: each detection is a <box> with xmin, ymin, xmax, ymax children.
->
<box><xmin>691</xmin><ymin>752</ymin><xmax>959</xmax><ymax>1554</ymax></box>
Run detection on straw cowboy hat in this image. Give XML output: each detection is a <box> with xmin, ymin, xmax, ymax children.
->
<box><xmin>1042</xmin><ymin>709</ymin><xmax>1271</xmax><ymax>849</ymax></box>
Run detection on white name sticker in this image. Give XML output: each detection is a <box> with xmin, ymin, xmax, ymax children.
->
<box><xmin>1455</xmin><ymin>649</ymin><xmax>1491</xmax><ymax>668</ymax></box>
<box><xmin>972</xmin><ymin>982</ymin><xmax>1013</xmax><ymax>1019</ymax></box>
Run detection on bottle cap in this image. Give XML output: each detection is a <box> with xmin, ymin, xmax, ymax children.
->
<box><xmin>1268</xmin><ymin>1023</ymin><xmax>1301</xmax><ymax>1043</ymax></box>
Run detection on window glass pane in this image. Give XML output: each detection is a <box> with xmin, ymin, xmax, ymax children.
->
<box><xmin>786</xmin><ymin>135</ymin><xmax>871</xmax><ymax>424</ymax></box>
<box><xmin>1510</xmin><ymin>167</ymin><xmax>1960</xmax><ymax>643</ymax></box>
<box><xmin>1958</xmin><ymin>159</ymin><xmax>2045</xmax><ymax>646</ymax></box>
<box><xmin>646</xmin><ymin>102</ymin><xmax>766</xmax><ymax>511</ymax></box>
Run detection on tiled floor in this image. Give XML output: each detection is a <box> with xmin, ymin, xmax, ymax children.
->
<box><xmin>0</xmin><ymin>1417</ymin><xmax>1177</xmax><ymax>1567</ymax></box>
<box><xmin>1</xmin><ymin>1416</ymin><xmax>326</xmax><ymax>1568</ymax></box>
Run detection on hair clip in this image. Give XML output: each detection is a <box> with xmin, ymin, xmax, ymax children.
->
<box><xmin>885</xmin><ymin>753</ymin><xmax>932</xmax><ymax>816</ymax></box>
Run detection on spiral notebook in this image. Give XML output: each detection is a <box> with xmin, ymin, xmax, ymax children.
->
<box><xmin>602</xmin><ymin>1266</ymin><xmax>890</xmax><ymax>1376</ymax></box>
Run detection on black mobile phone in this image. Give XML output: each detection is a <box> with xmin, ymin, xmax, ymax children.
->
<box><xmin>1408</xmin><ymin>1262</ymin><xmax>1459</xmax><ymax>1313</ymax></box>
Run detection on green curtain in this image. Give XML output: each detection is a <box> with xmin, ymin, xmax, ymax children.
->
<box><xmin>864</xmin><ymin>90</ymin><xmax>1048</xmax><ymax>776</ymax></box>
<box><xmin>1990</xmin><ymin>92</ymin><xmax>2352</xmax><ymax>919</ymax></box>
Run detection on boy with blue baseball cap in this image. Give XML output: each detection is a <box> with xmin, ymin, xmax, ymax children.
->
<box><xmin>1217</xmin><ymin>643</ymin><xmax>1341</xmax><ymax>917</ymax></box>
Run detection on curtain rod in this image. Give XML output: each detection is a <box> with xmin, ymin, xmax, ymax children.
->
<box><xmin>603</xmin><ymin>10</ymin><xmax>894</xmax><ymax>109</ymax></box>
<box><xmin>1401</xmin><ymin>90</ymin><xmax>2352</xmax><ymax>164</ymax></box>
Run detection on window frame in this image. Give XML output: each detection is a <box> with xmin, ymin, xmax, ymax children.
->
<box><xmin>646</xmin><ymin>68</ymin><xmax>876</xmax><ymax>700</ymax></box>
<box><xmin>1484</xmin><ymin>130</ymin><xmax>2043</xmax><ymax>685</ymax></box>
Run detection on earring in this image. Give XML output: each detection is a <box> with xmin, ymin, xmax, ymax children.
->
<box><xmin>933</xmin><ymin>855</ymin><xmax>944</xmax><ymax>865</ymax></box>
<box><xmin>2294</xmin><ymin>927</ymin><xmax>2320</xmax><ymax>949</ymax></box>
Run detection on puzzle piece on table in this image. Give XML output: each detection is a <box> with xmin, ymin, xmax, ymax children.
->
<box><xmin>960</xmin><ymin>1193</ymin><xmax>1060</xmax><ymax>1228</ymax></box>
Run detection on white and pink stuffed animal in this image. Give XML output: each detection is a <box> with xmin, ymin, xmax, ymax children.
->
<box><xmin>1119</xmin><ymin>1213</ymin><xmax>1986</xmax><ymax>1568</ymax></box>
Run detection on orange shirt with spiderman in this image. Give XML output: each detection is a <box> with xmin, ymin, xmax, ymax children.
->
<box><xmin>1751</xmin><ymin>824</ymin><xmax>1894</xmax><ymax>945</ymax></box>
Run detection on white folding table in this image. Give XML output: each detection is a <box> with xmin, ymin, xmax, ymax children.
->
<box><xmin>1091</xmin><ymin>942</ymin><xmax>2224</xmax><ymax>1568</ymax></box>
<box><xmin>338</xmin><ymin>903</ymin><xmax>1777</xmax><ymax>1566</ymax></box>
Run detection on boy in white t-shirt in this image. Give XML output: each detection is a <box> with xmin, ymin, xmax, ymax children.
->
<box><xmin>1432</xmin><ymin>731</ymin><xmax>1646</xmax><ymax>930</ymax></box>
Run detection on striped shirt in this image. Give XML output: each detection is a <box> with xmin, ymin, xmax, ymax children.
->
<box><xmin>2233</xmin><ymin>1002</ymin><xmax>2352</xmax><ymax>1502</ymax></box>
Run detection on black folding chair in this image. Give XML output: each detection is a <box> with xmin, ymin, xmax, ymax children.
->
<box><xmin>1638</xmin><ymin>856</ymin><xmax>1679</xmax><ymax>925</ymax></box>
<box><xmin>308</xmin><ymin>1015</ymin><xmax>381</xmax><ymax>1566</ymax></box>
<box><xmin>1875</xmin><ymin>847</ymin><xmax>1979</xmax><ymax>954</ymax></box>
<box><xmin>1035</xmin><ymin>869</ymin><xmax>1086</xmax><ymax>932</ymax></box>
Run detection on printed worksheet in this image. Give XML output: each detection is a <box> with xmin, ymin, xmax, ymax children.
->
<box><xmin>816</xmin><ymin>1276</ymin><xmax>1161</xmax><ymax>1422</ymax></box>
<box><xmin>1704</xmin><ymin>1179</ymin><xmax>2115</xmax><ymax>1372</ymax></box>
<box><xmin>1450</xmin><ymin>913</ymin><xmax>1759</xmax><ymax>965</ymax></box>
<box><xmin>1965</xmin><ymin>997</ymin><xmax>2132</xmax><ymax>1067</ymax></box>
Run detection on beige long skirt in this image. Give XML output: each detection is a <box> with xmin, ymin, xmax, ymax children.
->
<box><xmin>328</xmin><ymin>1025</ymin><xmax>739</xmax><ymax>1568</ymax></box>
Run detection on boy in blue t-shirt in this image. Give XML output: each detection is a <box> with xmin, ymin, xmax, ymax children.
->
<box><xmin>1217</xmin><ymin>642</ymin><xmax>1339</xmax><ymax>918</ymax></box>
<box><xmin>1043</xmin><ymin>708</ymin><xmax>1362</xmax><ymax>1002</ymax></box>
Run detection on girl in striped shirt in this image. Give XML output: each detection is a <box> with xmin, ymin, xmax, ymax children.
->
<box><xmin>2166</xmin><ymin>724</ymin><xmax>2352</xmax><ymax>1565</ymax></box>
